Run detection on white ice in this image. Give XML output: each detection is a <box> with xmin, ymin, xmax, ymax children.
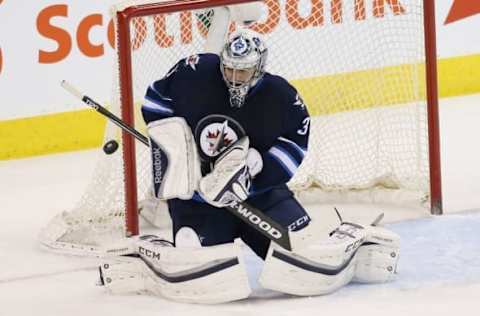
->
<box><xmin>1</xmin><ymin>94</ymin><xmax>480</xmax><ymax>315</ymax></box>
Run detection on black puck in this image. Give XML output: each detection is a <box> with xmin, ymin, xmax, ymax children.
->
<box><xmin>103</xmin><ymin>140</ymin><xmax>119</xmax><ymax>155</ymax></box>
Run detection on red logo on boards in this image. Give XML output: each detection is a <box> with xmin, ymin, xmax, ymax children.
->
<box><xmin>0</xmin><ymin>0</ymin><xmax>410</xmax><ymax>73</ymax></box>
<box><xmin>445</xmin><ymin>0</ymin><xmax>480</xmax><ymax>24</ymax></box>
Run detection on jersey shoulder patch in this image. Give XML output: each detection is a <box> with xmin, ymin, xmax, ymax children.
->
<box><xmin>184</xmin><ymin>54</ymin><xmax>200</xmax><ymax>70</ymax></box>
<box><xmin>179</xmin><ymin>53</ymin><xmax>219</xmax><ymax>71</ymax></box>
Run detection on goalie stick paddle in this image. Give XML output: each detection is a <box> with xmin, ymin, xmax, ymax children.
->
<box><xmin>61</xmin><ymin>80</ymin><xmax>292</xmax><ymax>251</ymax></box>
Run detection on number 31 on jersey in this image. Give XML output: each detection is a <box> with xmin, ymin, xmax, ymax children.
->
<box><xmin>297</xmin><ymin>117</ymin><xmax>310</xmax><ymax>135</ymax></box>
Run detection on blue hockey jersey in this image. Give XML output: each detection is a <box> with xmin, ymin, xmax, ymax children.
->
<box><xmin>142</xmin><ymin>53</ymin><xmax>310</xmax><ymax>195</ymax></box>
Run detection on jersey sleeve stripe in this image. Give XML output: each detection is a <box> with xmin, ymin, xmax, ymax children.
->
<box><xmin>142</xmin><ymin>97</ymin><xmax>174</xmax><ymax>115</ymax></box>
<box><xmin>272</xmin><ymin>142</ymin><xmax>304</xmax><ymax>167</ymax></box>
<box><xmin>277</xmin><ymin>136</ymin><xmax>307</xmax><ymax>157</ymax></box>
<box><xmin>268</xmin><ymin>146</ymin><xmax>299</xmax><ymax>177</ymax></box>
<box><xmin>149</xmin><ymin>84</ymin><xmax>173</xmax><ymax>101</ymax></box>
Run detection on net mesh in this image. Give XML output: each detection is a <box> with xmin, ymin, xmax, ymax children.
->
<box><xmin>39</xmin><ymin>0</ymin><xmax>430</xmax><ymax>254</ymax></box>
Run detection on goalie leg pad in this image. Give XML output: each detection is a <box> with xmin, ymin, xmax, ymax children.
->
<box><xmin>259</xmin><ymin>223</ymin><xmax>368</xmax><ymax>296</ymax></box>
<box><xmin>353</xmin><ymin>226</ymin><xmax>400</xmax><ymax>283</ymax></box>
<box><xmin>132</xmin><ymin>235</ymin><xmax>251</xmax><ymax>304</ymax></box>
<box><xmin>138</xmin><ymin>237</ymin><xmax>251</xmax><ymax>304</ymax></box>
<box><xmin>99</xmin><ymin>237</ymin><xmax>251</xmax><ymax>303</ymax></box>
<box><xmin>98</xmin><ymin>256</ymin><xmax>149</xmax><ymax>295</ymax></box>
<box><xmin>259</xmin><ymin>246</ymin><xmax>357</xmax><ymax>296</ymax></box>
<box><xmin>147</xmin><ymin>117</ymin><xmax>201</xmax><ymax>200</ymax></box>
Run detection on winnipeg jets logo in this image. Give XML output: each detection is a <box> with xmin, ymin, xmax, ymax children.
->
<box><xmin>293</xmin><ymin>93</ymin><xmax>306</xmax><ymax>110</ymax></box>
<box><xmin>202</xmin><ymin>121</ymin><xmax>236</xmax><ymax>157</ymax></box>
<box><xmin>185</xmin><ymin>54</ymin><xmax>200</xmax><ymax>70</ymax></box>
<box><xmin>230</xmin><ymin>36</ymin><xmax>249</xmax><ymax>57</ymax></box>
<box><xmin>195</xmin><ymin>115</ymin><xmax>246</xmax><ymax>161</ymax></box>
<box><xmin>208</xmin><ymin>120</ymin><xmax>233</xmax><ymax>155</ymax></box>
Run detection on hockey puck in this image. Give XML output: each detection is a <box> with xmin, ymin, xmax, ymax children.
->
<box><xmin>103</xmin><ymin>140</ymin><xmax>119</xmax><ymax>155</ymax></box>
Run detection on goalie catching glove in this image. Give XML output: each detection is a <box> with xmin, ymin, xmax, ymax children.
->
<box><xmin>199</xmin><ymin>136</ymin><xmax>262</xmax><ymax>208</ymax></box>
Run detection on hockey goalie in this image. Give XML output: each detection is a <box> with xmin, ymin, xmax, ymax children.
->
<box><xmin>98</xmin><ymin>4</ymin><xmax>400</xmax><ymax>303</ymax></box>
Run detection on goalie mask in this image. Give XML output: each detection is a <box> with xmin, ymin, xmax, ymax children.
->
<box><xmin>220</xmin><ymin>29</ymin><xmax>267</xmax><ymax>108</ymax></box>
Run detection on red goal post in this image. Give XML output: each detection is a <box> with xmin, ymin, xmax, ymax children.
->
<box><xmin>423</xmin><ymin>0</ymin><xmax>442</xmax><ymax>215</ymax></box>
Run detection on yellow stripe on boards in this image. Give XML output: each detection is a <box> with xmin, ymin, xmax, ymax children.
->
<box><xmin>291</xmin><ymin>63</ymin><xmax>427</xmax><ymax>116</ymax></box>
<box><xmin>0</xmin><ymin>110</ymin><xmax>106</xmax><ymax>160</ymax></box>
<box><xmin>292</xmin><ymin>54</ymin><xmax>480</xmax><ymax>116</ymax></box>
<box><xmin>0</xmin><ymin>54</ymin><xmax>479</xmax><ymax>160</ymax></box>
<box><xmin>438</xmin><ymin>54</ymin><xmax>480</xmax><ymax>97</ymax></box>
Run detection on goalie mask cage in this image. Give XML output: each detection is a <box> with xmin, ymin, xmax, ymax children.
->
<box><xmin>40</xmin><ymin>0</ymin><xmax>442</xmax><ymax>255</ymax></box>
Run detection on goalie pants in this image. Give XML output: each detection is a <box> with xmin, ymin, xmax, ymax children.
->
<box><xmin>168</xmin><ymin>184</ymin><xmax>310</xmax><ymax>259</ymax></box>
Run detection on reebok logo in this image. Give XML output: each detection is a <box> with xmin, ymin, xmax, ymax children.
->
<box><xmin>153</xmin><ymin>147</ymin><xmax>163</xmax><ymax>184</ymax></box>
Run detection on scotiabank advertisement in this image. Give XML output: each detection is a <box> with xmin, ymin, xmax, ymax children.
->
<box><xmin>0</xmin><ymin>0</ymin><xmax>479</xmax><ymax>120</ymax></box>
<box><xmin>0</xmin><ymin>0</ymin><xmax>118</xmax><ymax>119</ymax></box>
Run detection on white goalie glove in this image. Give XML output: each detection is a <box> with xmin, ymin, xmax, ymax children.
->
<box><xmin>198</xmin><ymin>137</ymin><xmax>262</xmax><ymax>208</ymax></box>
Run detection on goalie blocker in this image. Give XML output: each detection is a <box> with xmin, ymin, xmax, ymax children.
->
<box><xmin>147</xmin><ymin>117</ymin><xmax>201</xmax><ymax>200</ymax></box>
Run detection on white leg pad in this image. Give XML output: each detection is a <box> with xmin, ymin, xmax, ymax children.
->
<box><xmin>259</xmin><ymin>223</ymin><xmax>368</xmax><ymax>296</ymax></box>
<box><xmin>259</xmin><ymin>245</ymin><xmax>357</xmax><ymax>296</ymax></box>
<box><xmin>353</xmin><ymin>226</ymin><xmax>400</xmax><ymax>283</ymax></box>
<box><xmin>100</xmin><ymin>237</ymin><xmax>251</xmax><ymax>304</ymax></box>
<box><xmin>139</xmin><ymin>239</ymin><xmax>251</xmax><ymax>304</ymax></box>
<box><xmin>99</xmin><ymin>257</ymin><xmax>149</xmax><ymax>295</ymax></box>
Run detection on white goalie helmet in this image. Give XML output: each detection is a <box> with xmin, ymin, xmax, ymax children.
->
<box><xmin>220</xmin><ymin>29</ymin><xmax>268</xmax><ymax>108</ymax></box>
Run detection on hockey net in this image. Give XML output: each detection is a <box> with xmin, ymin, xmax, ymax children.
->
<box><xmin>39</xmin><ymin>0</ymin><xmax>441</xmax><ymax>256</ymax></box>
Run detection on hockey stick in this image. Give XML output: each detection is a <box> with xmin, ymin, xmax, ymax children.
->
<box><xmin>61</xmin><ymin>80</ymin><xmax>148</xmax><ymax>146</ymax></box>
<box><xmin>61</xmin><ymin>80</ymin><xmax>292</xmax><ymax>251</ymax></box>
